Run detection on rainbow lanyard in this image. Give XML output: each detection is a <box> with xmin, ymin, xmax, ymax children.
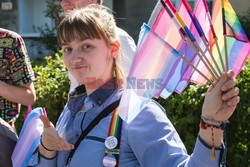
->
<box><xmin>103</xmin><ymin>107</ymin><xmax>123</xmax><ymax>167</ymax></box>
<box><xmin>108</xmin><ymin>108</ymin><xmax>122</xmax><ymax>139</ymax></box>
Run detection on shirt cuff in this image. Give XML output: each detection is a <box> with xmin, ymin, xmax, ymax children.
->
<box><xmin>191</xmin><ymin>136</ymin><xmax>222</xmax><ymax>166</ymax></box>
<box><xmin>27</xmin><ymin>151</ymin><xmax>57</xmax><ymax>166</ymax></box>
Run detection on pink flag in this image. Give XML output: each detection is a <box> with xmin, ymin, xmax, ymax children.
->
<box><xmin>177</xmin><ymin>0</ymin><xmax>211</xmax><ymax>86</ymax></box>
<box><xmin>119</xmin><ymin>23</ymin><xmax>180</xmax><ymax>122</ymax></box>
<box><xmin>189</xmin><ymin>0</ymin><xmax>214</xmax><ymax>84</ymax></box>
<box><xmin>148</xmin><ymin>0</ymin><xmax>198</xmax><ymax>95</ymax></box>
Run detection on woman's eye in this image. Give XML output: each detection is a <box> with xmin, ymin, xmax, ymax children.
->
<box><xmin>63</xmin><ymin>47</ymin><xmax>72</xmax><ymax>54</ymax></box>
<box><xmin>81</xmin><ymin>44</ymin><xmax>92</xmax><ymax>51</ymax></box>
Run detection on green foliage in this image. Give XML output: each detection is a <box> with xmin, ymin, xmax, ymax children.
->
<box><xmin>15</xmin><ymin>51</ymin><xmax>69</xmax><ymax>132</ymax></box>
<box><xmin>32</xmin><ymin>51</ymin><xmax>70</xmax><ymax>124</ymax></box>
<box><xmin>157</xmin><ymin>59</ymin><xmax>250</xmax><ymax>166</ymax></box>
<box><xmin>226</xmin><ymin>60</ymin><xmax>250</xmax><ymax>166</ymax></box>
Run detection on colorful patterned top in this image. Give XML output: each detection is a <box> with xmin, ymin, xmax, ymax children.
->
<box><xmin>0</xmin><ymin>28</ymin><xmax>35</xmax><ymax>122</ymax></box>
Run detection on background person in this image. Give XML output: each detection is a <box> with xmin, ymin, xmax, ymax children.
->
<box><xmin>0</xmin><ymin>28</ymin><xmax>36</xmax><ymax>130</ymax></box>
<box><xmin>0</xmin><ymin>117</ymin><xmax>18</xmax><ymax>167</ymax></box>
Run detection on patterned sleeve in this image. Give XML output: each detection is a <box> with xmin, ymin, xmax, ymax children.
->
<box><xmin>9</xmin><ymin>35</ymin><xmax>35</xmax><ymax>86</ymax></box>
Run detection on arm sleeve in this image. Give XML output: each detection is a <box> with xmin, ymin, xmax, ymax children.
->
<box><xmin>28</xmin><ymin>152</ymin><xmax>57</xmax><ymax>167</ymax></box>
<box><xmin>127</xmin><ymin>100</ymin><xmax>222</xmax><ymax>167</ymax></box>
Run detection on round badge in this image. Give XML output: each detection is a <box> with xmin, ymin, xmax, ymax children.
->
<box><xmin>105</xmin><ymin>136</ymin><xmax>118</xmax><ymax>149</ymax></box>
<box><xmin>103</xmin><ymin>155</ymin><xmax>117</xmax><ymax>167</ymax></box>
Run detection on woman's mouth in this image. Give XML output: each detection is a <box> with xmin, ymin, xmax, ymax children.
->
<box><xmin>73</xmin><ymin>65</ymin><xmax>87</xmax><ymax>70</ymax></box>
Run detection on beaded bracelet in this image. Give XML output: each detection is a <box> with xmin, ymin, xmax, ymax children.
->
<box><xmin>40</xmin><ymin>135</ymin><xmax>54</xmax><ymax>152</ymax></box>
<box><xmin>201</xmin><ymin>116</ymin><xmax>229</xmax><ymax>125</ymax></box>
<box><xmin>200</xmin><ymin>118</ymin><xmax>226</xmax><ymax>130</ymax></box>
<box><xmin>200</xmin><ymin>116</ymin><xmax>228</xmax><ymax>130</ymax></box>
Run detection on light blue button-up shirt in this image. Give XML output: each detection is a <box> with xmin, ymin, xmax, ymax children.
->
<box><xmin>29</xmin><ymin>83</ymin><xmax>222</xmax><ymax>167</ymax></box>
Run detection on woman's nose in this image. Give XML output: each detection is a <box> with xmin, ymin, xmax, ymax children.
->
<box><xmin>70</xmin><ymin>50</ymin><xmax>83</xmax><ymax>63</ymax></box>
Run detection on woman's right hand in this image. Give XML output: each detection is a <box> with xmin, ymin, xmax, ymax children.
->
<box><xmin>39</xmin><ymin>115</ymin><xmax>74</xmax><ymax>158</ymax></box>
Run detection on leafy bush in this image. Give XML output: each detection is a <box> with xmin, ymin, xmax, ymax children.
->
<box><xmin>32</xmin><ymin>51</ymin><xmax>70</xmax><ymax>124</ymax></box>
<box><xmin>226</xmin><ymin>60</ymin><xmax>249</xmax><ymax>166</ymax></box>
<box><xmin>16</xmin><ymin>51</ymin><xmax>69</xmax><ymax>132</ymax></box>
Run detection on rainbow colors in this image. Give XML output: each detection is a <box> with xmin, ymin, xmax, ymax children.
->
<box><xmin>221</xmin><ymin>0</ymin><xmax>249</xmax><ymax>42</ymax></box>
<box><xmin>108</xmin><ymin>108</ymin><xmax>122</xmax><ymax>137</ymax></box>
<box><xmin>210</xmin><ymin>0</ymin><xmax>249</xmax><ymax>79</ymax></box>
<box><xmin>185</xmin><ymin>0</ymin><xmax>249</xmax><ymax>83</ymax></box>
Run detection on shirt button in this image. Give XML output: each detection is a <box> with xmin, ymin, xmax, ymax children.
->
<box><xmin>98</xmin><ymin>100</ymin><xmax>102</xmax><ymax>104</ymax></box>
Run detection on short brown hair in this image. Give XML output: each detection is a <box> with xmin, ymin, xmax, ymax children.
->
<box><xmin>57</xmin><ymin>5</ymin><xmax>117</xmax><ymax>46</ymax></box>
<box><xmin>57</xmin><ymin>5</ymin><xmax>124</xmax><ymax>80</ymax></box>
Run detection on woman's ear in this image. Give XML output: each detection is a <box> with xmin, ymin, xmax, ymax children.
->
<box><xmin>111</xmin><ymin>40</ymin><xmax>120</xmax><ymax>58</ymax></box>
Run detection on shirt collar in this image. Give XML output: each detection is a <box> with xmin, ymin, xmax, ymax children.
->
<box><xmin>69</xmin><ymin>85</ymin><xmax>86</xmax><ymax>98</ymax></box>
<box><xmin>89</xmin><ymin>78</ymin><xmax>118</xmax><ymax>106</ymax></box>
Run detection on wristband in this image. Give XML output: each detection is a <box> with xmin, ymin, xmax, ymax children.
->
<box><xmin>200</xmin><ymin>116</ymin><xmax>228</xmax><ymax>130</ymax></box>
<box><xmin>200</xmin><ymin>118</ymin><xmax>226</xmax><ymax>130</ymax></box>
<box><xmin>40</xmin><ymin>135</ymin><xmax>54</xmax><ymax>152</ymax></box>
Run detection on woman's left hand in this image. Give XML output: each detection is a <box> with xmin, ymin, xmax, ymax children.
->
<box><xmin>202</xmin><ymin>70</ymin><xmax>240</xmax><ymax>122</ymax></box>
